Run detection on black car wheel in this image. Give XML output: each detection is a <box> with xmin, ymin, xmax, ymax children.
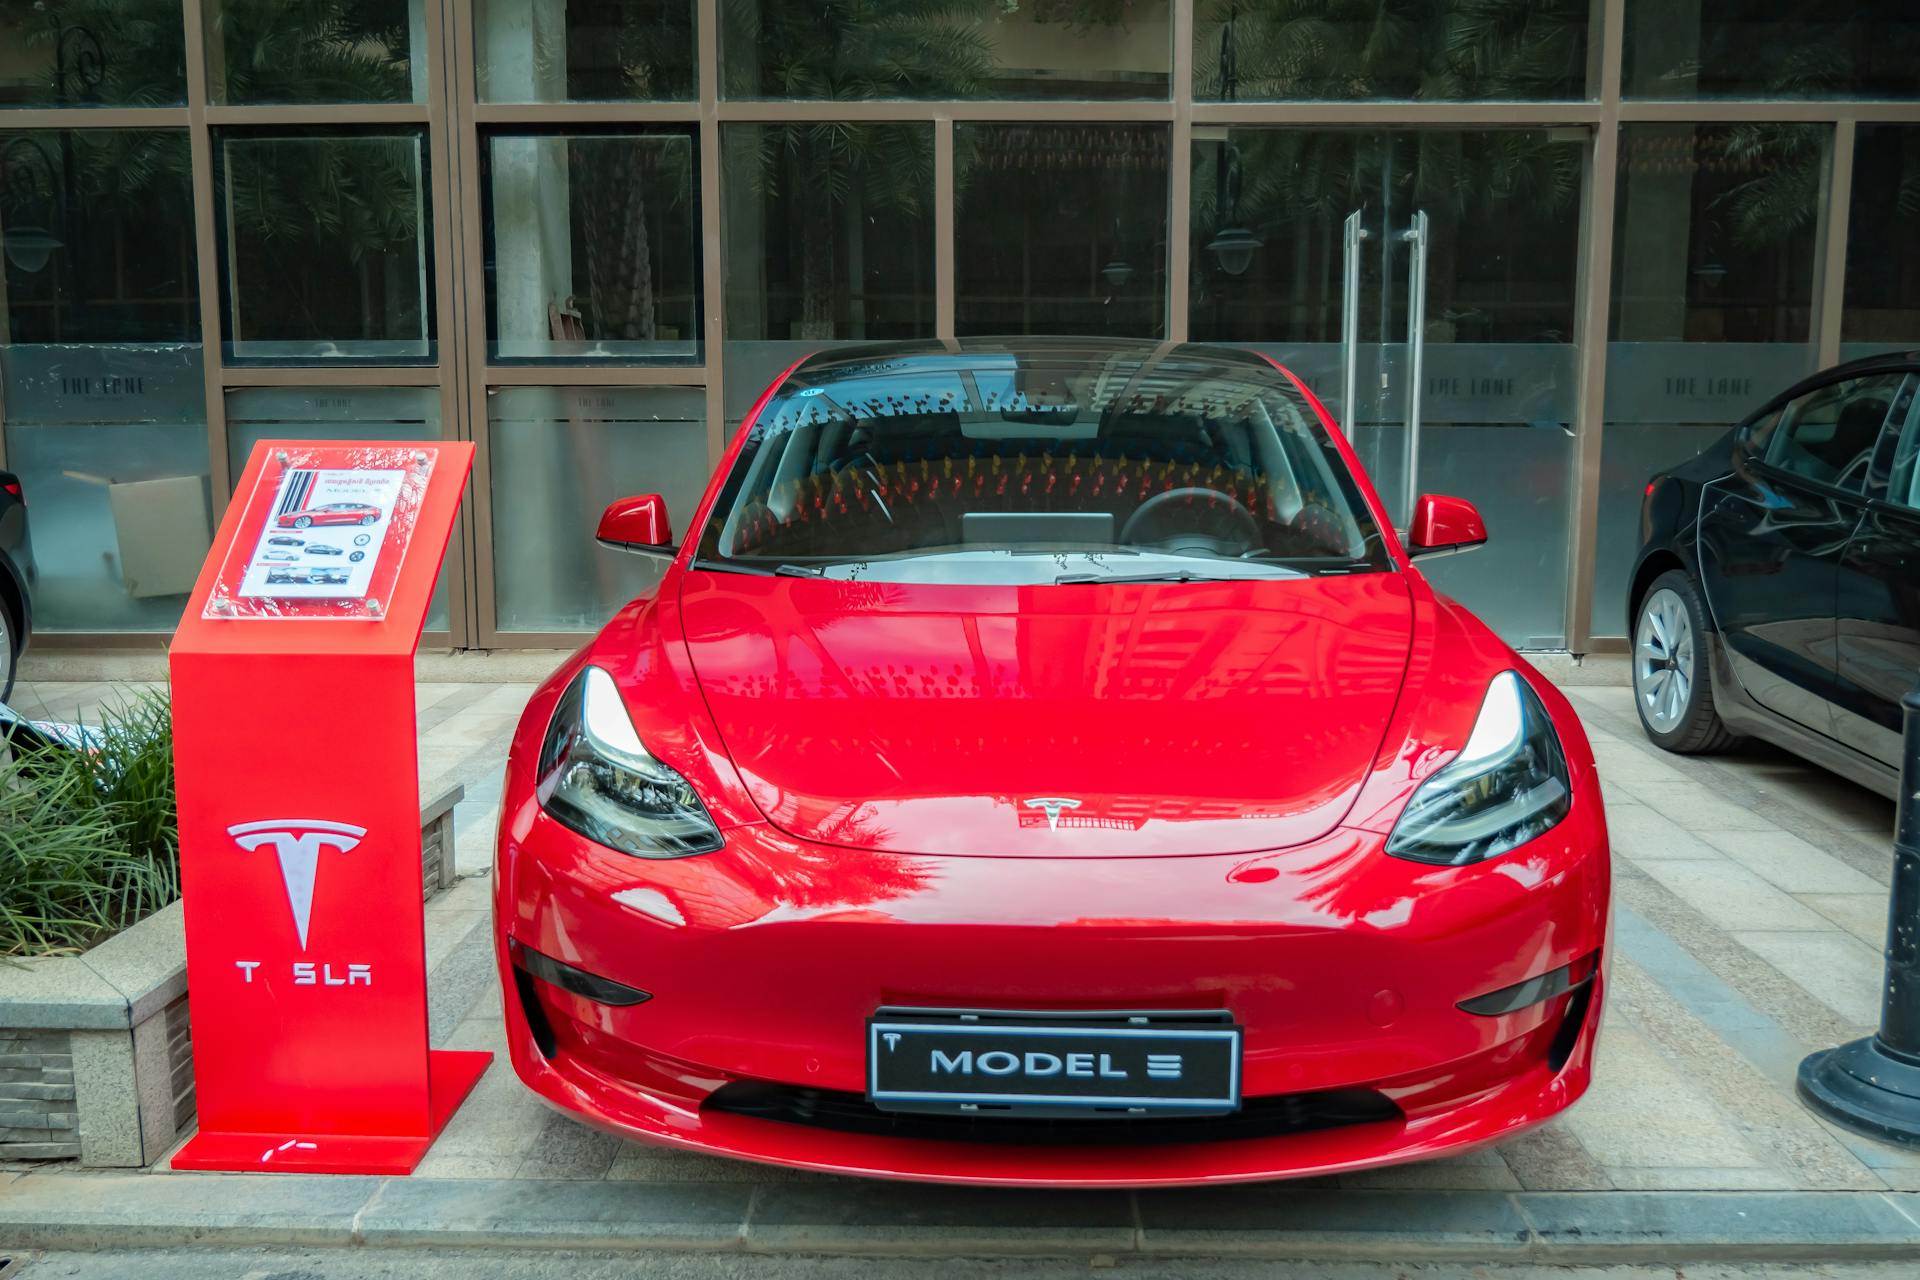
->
<box><xmin>1633</xmin><ymin>569</ymin><xmax>1740</xmax><ymax>754</ymax></box>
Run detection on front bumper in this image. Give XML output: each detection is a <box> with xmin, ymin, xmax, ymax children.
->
<box><xmin>492</xmin><ymin>790</ymin><xmax>1609</xmax><ymax>1187</ymax></box>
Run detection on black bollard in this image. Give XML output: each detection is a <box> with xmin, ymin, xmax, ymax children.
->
<box><xmin>1798</xmin><ymin>684</ymin><xmax>1920</xmax><ymax>1145</ymax></box>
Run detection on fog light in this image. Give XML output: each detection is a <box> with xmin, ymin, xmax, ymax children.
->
<box><xmin>1458</xmin><ymin>952</ymin><xmax>1596</xmax><ymax>1016</ymax></box>
<box><xmin>509</xmin><ymin>938</ymin><xmax>651</xmax><ymax>1007</ymax></box>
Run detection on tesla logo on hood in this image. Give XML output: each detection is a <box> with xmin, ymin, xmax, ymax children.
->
<box><xmin>227</xmin><ymin>819</ymin><xmax>366</xmax><ymax>948</ymax></box>
<box><xmin>1022</xmin><ymin>797</ymin><xmax>1082</xmax><ymax>831</ymax></box>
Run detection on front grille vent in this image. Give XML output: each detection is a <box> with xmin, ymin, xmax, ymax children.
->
<box><xmin>703</xmin><ymin>1081</ymin><xmax>1399</xmax><ymax>1146</ymax></box>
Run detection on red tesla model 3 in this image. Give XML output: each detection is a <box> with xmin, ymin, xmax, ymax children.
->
<box><xmin>276</xmin><ymin>502</ymin><xmax>381</xmax><ymax>529</ymax></box>
<box><xmin>492</xmin><ymin>338</ymin><xmax>1611</xmax><ymax>1186</ymax></box>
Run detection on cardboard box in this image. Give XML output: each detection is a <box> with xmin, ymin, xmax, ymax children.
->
<box><xmin>107</xmin><ymin>474</ymin><xmax>213</xmax><ymax>599</ymax></box>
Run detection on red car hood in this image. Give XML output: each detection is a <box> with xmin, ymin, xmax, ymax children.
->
<box><xmin>678</xmin><ymin>571</ymin><xmax>1413</xmax><ymax>857</ymax></box>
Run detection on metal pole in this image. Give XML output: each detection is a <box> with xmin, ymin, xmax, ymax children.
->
<box><xmin>1798</xmin><ymin>684</ymin><xmax>1920</xmax><ymax>1144</ymax></box>
<box><xmin>1401</xmin><ymin>210</ymin><xmax>1429</xmax><ymax>522</ymax></box>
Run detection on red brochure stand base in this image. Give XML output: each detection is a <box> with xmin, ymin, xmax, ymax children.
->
<box><xmin>169</xmin><ymin>442</ymin><xmax>490</xmax><ymax>1175</ymax></box>
<box><xmin>172</xmin><ymin>1051</ymin><xmax>491</xmax><ymax>1174</ymax></box>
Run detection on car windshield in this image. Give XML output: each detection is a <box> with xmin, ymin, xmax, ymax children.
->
<box><xmin>695</xmin><ymin>345</ymin><xmax>1392</xmax><ymax>585</ymax></box>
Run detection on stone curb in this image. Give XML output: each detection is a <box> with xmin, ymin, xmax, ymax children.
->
<box><xmin>3</xmin><ymin>1176</ymin><xmax>1919</xmax><ymax>1260</ymax></box>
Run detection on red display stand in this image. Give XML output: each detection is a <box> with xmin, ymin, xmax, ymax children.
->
<box><xmin>169</xmin><ymin>441</ymin><xmax>490</xmax><ymax>1175</ymax></box>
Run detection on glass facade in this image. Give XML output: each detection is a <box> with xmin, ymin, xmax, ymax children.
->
<box><xmin>0</xmin><ymin>1</ymin><xmax>1912</xmax><ymax>651</ymax></box>
<box><xmin>1591</xmin><ymin>122</ymin><xmax>1824</xmax><ymax>633</ymax></box>
<box><xmin>482</xmin><ymin>131</ymin><xmax>700</xmax><ymax>363</ymax></box>
<box><xmin>721</xmin><ymin>1</ymin><xmax>1173</xmax><ymax>101</ymax></box>
<box><xmin>956</xmin><ymin>123</ymin><xmax>1170</xmax><ymax>338</ymax></box>
<box><xmin>721</xmin><ymin>121</ymin><xmax>935</xmax><ymax>428</ymax></box>
<box><xmin>1623</xmin><ymin>1</ymin><xmax>1920</xmax><ymax>100</ymax></box>
<box><xmin>1842</xmin><ymin>124</ymin><xmax>1920</xmax><ymax>358</ymax></box>
<box><xmin>215</xmin><ymin>130</ymin><xmax>435</xmax><ymax>363</ymax></box>
<box><xmin>204</xmin><ymin>0</ymin><xmax>426</xmax><ymax>104</ymax></box>
<box><xmin>1196</xmin><ymin>0</ymin><xmax>1593</xmax><ymax>101</ymax></box>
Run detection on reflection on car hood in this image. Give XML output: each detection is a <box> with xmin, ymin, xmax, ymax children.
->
<box><xmin>678</xmin><ymin>571</ymin><xmax>1414</xmax><ymax>857</ymax></box>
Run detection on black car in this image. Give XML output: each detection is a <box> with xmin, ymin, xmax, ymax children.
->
<box><xmin>1627</xmin><ymin>350</ymin><xmax>1920</xmax><ymax>799</ymax></box>
<box><xmin>0</xmin><ymin>469</ymin><xmax>35</xmax><ymax>702</ymax></box>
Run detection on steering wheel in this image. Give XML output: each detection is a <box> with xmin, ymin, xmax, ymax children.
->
<box><xmin>1119</xmin><ymin>487</ymin><xmax>1261</xmax><ymax>557</ymax></box>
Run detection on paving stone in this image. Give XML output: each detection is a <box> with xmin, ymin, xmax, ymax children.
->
<box><xmin>1764</xmin><ymin>773</ymin><xmax>1898</xmax><ymax>835</ymax></box>
<box><xmin>748</xmin><ymin>1182</ymin><xmax>1134</xmax><ymax>1252</ymax></box>
<box><xmin>425</xmin><ymin>1062</ymin><xmax>548</xmax><ymax>1159</ymax></box>
<box><xmin>354</xmin><ymin>1177</ymin><xmax>752</xmax><ymax>1248</ymax></box>
<box><xmin>1732</xmin><ymin>931</ymin><xmax>1886</xmax><ymax>1028</ymax></box>
<box><xmin>426</xmin><ymin>919</ymin><xmax>497</xmax><ymax>1047</ymax></box>
<box><xmin>608</xmin><ymin>1146</ymin><xmax>836</xmax><ymax>1184</ymax></box>
<box><xmin>1560</xmin><ymin>1025</ymin><xmax>1769</xmax><ymax>1171</ymax></box>
<box><xmin>1618</xmin><ymin>782</ymin><xmax>1786</xmax><ymax>832</ymax></box>
<box><xmin>1336</xmin><ymin>1155</ymin><xmax>1520</xmax><ymax>1190</ymax></box>
<box><xmin>512</xmin><ymin>1112</ymin><xmax>622</xmax><ymax>1181</ymax></box>
<box><xmin>1635</xmin><ymin>859</ymin><xmax>1832</xmax><ymax>933</ymax></box>
<box><xmin>0</xmin><ymin>1171</ymin><xmax>378</xmax><ymax>1247</ymax></box>
<box><xmin>1614</xmin><ymin>863</ymin><xmax>1860</xmax><ymax>1053</ymax></box>
<box><xmin>1800</xmin><ymin>893</ymin><xmax>1893</xmax><ymax>948</ymax></box>
<box><xmin>1496</xmin><ymin>1123</ymin><xmax>1615</xmax><ymax>1191</ymax></box>
<box><xmin>1518</xmin><ymin>1190</ymin><xmax>1920</xmax><ymax>1260</ymax></box>
<box><xmin>409</xmin><ymin>1150</ymin><xmax>528</xmax><ymax>1179</ymax></box>
<box><xmin>1604</xmin><ymin>805</ymin><xmax>1727</xmax><ymax>861</ymax></box>
<box><xmin>1592</xmin><ymin>739</ymin><xmax>1691</xmax><ymax>784</ymax></box>
<box><xmin>1604</xmin><ymin>950</ymin><xmax>1884</xmax><ymax>1191</ymax></box>
<box><xmin>1701</xmin><ymin>830</ymin><xmax>1889</xmax><ymax>895</ymax></box>
<box><xmin>1603</xmin><ymin>1166</ymin><xmax>1801</xmax><ymax>1190</ymax></box>
<box><xmin>1137</xmin><ymin>1188</ymin><xmax>1530</xmax><ymax>1258</ymax></box>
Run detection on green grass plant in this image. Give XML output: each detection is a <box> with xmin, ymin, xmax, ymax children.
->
<box><xmin>1</xmin><ymin>690</ymin><xmax>179</xmax><ymax>958</ymax></box>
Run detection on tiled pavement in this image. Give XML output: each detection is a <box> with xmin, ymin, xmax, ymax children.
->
<box><xmin>3</xmin><ymin>668</ymin><xmax>1912</xmax><ymax>1203</ymax></box>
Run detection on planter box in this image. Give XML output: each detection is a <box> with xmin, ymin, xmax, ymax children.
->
<box><xmin>0</xmin><ymin>783</ymin><xmax>463</xmax><ymax>1167</ymax></box>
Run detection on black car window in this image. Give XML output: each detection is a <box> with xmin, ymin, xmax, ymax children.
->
<box><xmin>1762</xmin><ymin>372</ymin><xmax>1909</xmax><ymax>492</ymax></box>
<box><xmin>1888</xmin><ymin>387</ymin><xmax>1920</xmax><ymax>513</ymax></box>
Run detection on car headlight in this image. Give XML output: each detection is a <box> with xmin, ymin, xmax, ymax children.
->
<box><xmin>536</xmin><ymin>665</ymin><xmax>724</xmax><ymax>858</ymax></box>
<box><xmin>1386</xmin><ymin>670</ymin><xmax>1571</xmax><ymax>866</ymax></box>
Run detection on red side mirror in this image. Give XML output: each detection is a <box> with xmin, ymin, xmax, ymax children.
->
<box><xmin>596</xmin><ymin>494</ymin><xmax>674</xmax><ymax>556</ymax></box>
<box><xmin>1407</xmin><ymin>493</ymin><xmax>1487</xmax><ymax>560</ymax></box>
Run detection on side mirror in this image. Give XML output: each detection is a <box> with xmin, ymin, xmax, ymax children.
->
<box><xmin>1406</xmin><ymin>493</ymin><xmax>1487</xmax><ymax>560</ymax></box>
<box><xmin>596</xmin><ymin>494</ymin><xmax>675</xmax><ymax>559</ymax></box>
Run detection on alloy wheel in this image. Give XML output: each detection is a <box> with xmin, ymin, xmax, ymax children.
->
<box><xmin>1635</xmin><ymin>586</ymin><xmax>1696</xmax><ymax>733</ymax></box>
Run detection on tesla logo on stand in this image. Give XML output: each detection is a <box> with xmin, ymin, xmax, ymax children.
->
<box><xmin>1022</xmin><ymin>797</ymin><xmax>1082</xmax><ymax>831</ymax></box>
<box><xmin>227</xmin><ymin>820</ymin><xmax>366</xmax><ymax>948</ymax></box>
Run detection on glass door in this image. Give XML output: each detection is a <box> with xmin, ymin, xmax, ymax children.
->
<box><xmin>1191</xmin><ymin>128</ymin><xmax>1586</xmax><ymax>647</ymax></box>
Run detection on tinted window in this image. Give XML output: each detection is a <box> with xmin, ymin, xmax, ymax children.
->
<box><xmin>696</xmin><ymin>352</ymin><xmax>1391</xmax><ymax>585</ymax></box>
<box><xmin>1761</xmin><ymin>373</ymin><xmax>1908</xmax><ymax>491</ymax></box>
<box><xmin>1888</xmin><ymin>392</ymin><xmax>1920</xmax><ymax>512</ymax></box>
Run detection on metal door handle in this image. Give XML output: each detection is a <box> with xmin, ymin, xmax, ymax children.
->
<box><xmin>1340</xmin><ymin>210</ymin><xmax>1365</xmax><ymax>438</ymax></box>
<box><xmin>1402</xmin><ymin>211</ymin><xmax>1429</xmax><ymax>520</ymax></box>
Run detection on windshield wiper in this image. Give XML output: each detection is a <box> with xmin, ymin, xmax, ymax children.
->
<box><xmin>1053</xmin><ymin>570</ymin><xmax>1225</xmax><ymax>585</ymax></box>
<box><xmin>690</xmin><ymin>559</ymin><xmax>838</xmax><ymax>578</ymax></box>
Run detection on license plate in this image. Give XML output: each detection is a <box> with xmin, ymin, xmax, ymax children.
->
<box><xmin>867</xmin><ymin>1011</ymin><xmax>1241</xmax><ymax>1116</ymax></box>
